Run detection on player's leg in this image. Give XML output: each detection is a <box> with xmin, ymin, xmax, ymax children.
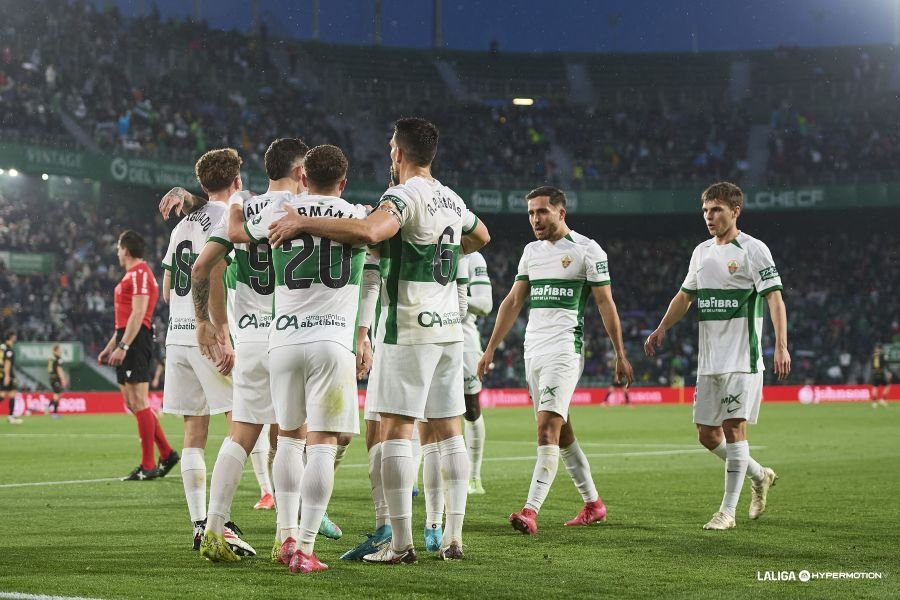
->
<box><xmin>362</xmin><ymin>343</ymin><xmax>439</xmax><ymax>565</ymax></box>
<box><xmin>418</xmin><ymin>420</ymin><xmax>444</xmax><ymax>551</ymax></box>
<box><xmin>251</xmin><ymin>424</ymin><xmax>275</xmax><ymax>508</ymax></box>
<box><xmin>463</xmin><ymin>350</ymin><xmax>486</xmax><ymax>494</ymax></box>
<box><xmin>340</xmin><ymin>418</ymin><xmax>391</xmax><ymax>561</ymax></box>
<box><xmin>879</xmin><ymin>383</ymin><xmax>890</xmax><ymax>406</ymax></box>
<box><xmin>559</xmin><ymin>419</ymin><xmax>607</xmax><ymax>526</ymax></box>
<box><xmin>269</xmin><ymin>345</ymin><xmax>308</xmax><ymax>564</ymax></box>
<box><xmin>410</xmin><ymin>419</ymin><xmax>422</xmax><ymax>497</ymax></box>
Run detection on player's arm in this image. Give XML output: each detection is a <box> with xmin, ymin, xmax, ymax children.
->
<box><xmin>268</xmin><ymin>205</ymin><xmax>400</xmax><ymax>248</ymax></box>
<box><xmin>162</xmin><ymin>270</ymin><xmax>172</xmax><ymax>304</ymax></box>
<box><xmin>159</xmin><ymin>187</ymin><xmax>206</xmax><ymax>220</ymax></box>
<box><xmin>108</xmin><ymin>294</ymin><xmax>149</xmax><ymax>367</ymax></box>
<box><xmin>55</xmin><ymin>362</ymin><xmax>68</xmax><ymax>388</ymax></box>
<box><xmin>192</xmin><ymin>252</ymin><xmax>233</xmax><ymax>375</ymax></box>
<box><xmin>227</xmin><ymin>191</ymin><xmax>254</xmax><ymax>243</ymax></box>
<box><xmin>355</xmin><ymin>255</ymin><xmax>381</xmax><ymax>379</ymax></box>
<box><xmin>2</xmin><ymin>354</ymin><xmax>10</xmax><ymax>385</ymax></box>
<box><xmin>643</xmin><ymin>290</ymin><xmax>694</xmax><ymax>357</ymax></box>
<box><xmin>765</xmin><ymin>289</ymin><xmax>791</xmax><ymax>380</ymax></box>
<box><xmin>461</xmin><ymin>217</ymin><xmax>490</xmax><ymax>255</ymax></box>
<box><xmin>477</xmin><ymin>279</ymin><xmax>529</xmax><ymax>380</ymax></box>
<box><xmin>592</xmin><ymin>285</ymin><xmax>634</xmax><ymax>386</ymax></box>
<box><xmin>467</xmin><ymin>266</ymin><xmax>493</xmax><ymax>317</ymax></box>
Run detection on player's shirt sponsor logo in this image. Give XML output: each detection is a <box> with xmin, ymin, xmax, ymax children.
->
<box><xmin>758</xmin><ymin>265</ymin><xmax>779</xmax><ymax>281</ymax></box>
<box><xmin>275</xmin><ymin>313</ymin><xmax>349</xmax><ymax>330</ymax></box>
<box><xmin>531</xmin><ymin>284</ymin><xmax>576</xmax><ymax>300</ymax></box>
<box><xmin>417</xmin><ymin>310</ymin><xmax>463</xmax><ymax>328</ymax></box>
<box><xmin>474</xmin><ymin>266</ymin><xmax>488</xmax><ymax>277</ymax></box>
<box><xmin>596</xmin><ymin>260</ymin><xmax>609</xmax><ymax>274</ymax></box>
<box><xmin>238</xmin><ymin>314</ymin><xmax>272</xmax><ymax>329</ymax></box>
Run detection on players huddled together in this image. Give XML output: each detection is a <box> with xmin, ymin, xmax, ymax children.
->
<box><xmin>87</xmin><ymin>115</ymin><xmax>797</xmax><ymax>574</ymax></box>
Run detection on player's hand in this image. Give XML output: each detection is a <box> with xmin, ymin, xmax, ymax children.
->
<box><xmin>356</xmin><ymin>337</ymin><xmax>373</xmax><ymax>380</ymax></box>
<box><xmin>773</xmin><ymin>346</ymin><xmax>791</xmax><ymax>381</ymax></box>
<box><xmin>108</xmin><ymin>347</ymin><xmax>126</xmax><ymax>367</ymax></box>
<box><xmin>477</xmin><ymin>349</ymin><xmax>495</xmax><ymax>381</ymax></box>
<box><xmin>2</xmin><ymin>375</ymin><xmax>9</xmax><ymax>387</ymax></box>
<box><xmin>643</xmin><ymin>326</ymin><xmax>666</xmax><ymax>357</ymax></box>
<box><xmin>196</xmin><ymin>321</ymin><xmax>219</xmax><ymax>360</ymax></box>
<box><xmin>214</xmin><ymin>336</ymin><xmax>235</xmax><ymax>376</ymax></box>
<box><xmin>268</xmin><ymin>212</ymin><xmax>309</xmax><ymax>248</ymax></box>
<box><xmin>159</xmin><ymin>187</ymin><xmax>189</xmax><ymax>220</ymax></box>
<box><xmin>97</xmin><ymin>347</ymin><xmax>112</xmax><ymax>365</ymax></box>
<box><xmin>614</xmin><ymin>356</ymin><xmax>635</xmax><ymax>388</ymax></box>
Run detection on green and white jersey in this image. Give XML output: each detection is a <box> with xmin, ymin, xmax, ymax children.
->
<box><xmin>208</xmin><ymin>192</ymin><xmax>289</xmax><ymax>345</ymax></box>
<box><xmin>681</xmin><ymin>231</ymin><xmax>784</xmax><ymax>375</ymax></box>
<box><xmin>515</xmin><ymin>231</ymin><xmax>610</xmax><ymax>359</ymax></box>
<box><xmin>375</xmin><ymin>176</ymin><xmax>479</xmax><ymax>345</ymax></box>
<box><xmin>462</xmin><ymin>251</ymin><xmax>490</xmax><ymax>353</ymax></box>
<box><xmin>161</xmin><ymin>201</ymin><xmax>227</xmax><ymax>346</ymax></box>
<box><xmin>245</xmin><ymin>193</ymin><xmax>368</xmax><ymax>353</ymax></box>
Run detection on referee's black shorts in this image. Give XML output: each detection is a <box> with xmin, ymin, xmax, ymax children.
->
<box><xmin>116</xmin><ymin>326</ymin><xmax>153</xmax><ymax>385</ymax></box>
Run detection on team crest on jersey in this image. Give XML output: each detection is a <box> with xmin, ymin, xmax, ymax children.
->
<box><xmin>561</xmin><ymin>255</ymin><xmax>572</xmax><ymax>269</ymax></box>
<box><xmin>727</xmin><ymin>260</ymin><xmax>739</xmax><ymax>275</ymax></box>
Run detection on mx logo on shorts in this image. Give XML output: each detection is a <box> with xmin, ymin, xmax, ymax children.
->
<box><xmin>720</xmin><ymin>392</ymin><xmax>743</xmax><ymax>414</ymax></box>
<box><xmin>540</xmin><ymin>385</ymin><xmax>559</xmax><ymax>404</ymax></box>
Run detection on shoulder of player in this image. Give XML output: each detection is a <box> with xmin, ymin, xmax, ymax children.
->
<box><xmin>568</xmin><ymin>231</ymin><xmax>605</xmax><ymax>253</ymax></box>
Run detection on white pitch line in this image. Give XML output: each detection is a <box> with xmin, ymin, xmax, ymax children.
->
<box><xmin>0</xmin><ymin>447</ymin><xmax>765</xmax><ymax>489</ymax></box>
<box><xmin>0</xmin><ymin>433</ymin><xmax>135</xmax><ymax>439</ymax></box>
<box><xmin>0</xmin><ymin>593</ymin><xmax>105</xmax><ymax>600</ymax></box>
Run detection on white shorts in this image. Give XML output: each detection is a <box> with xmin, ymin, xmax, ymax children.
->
<box><xmin>463</xmin><ymin>351</ymin><xmax>483</xmax><ymax>395</ymax></box>
<box><xmin>369</xmin><ymin>342</ymin><xmax>464</xmax><ymax>420</ymax></box>
<box><xmin>232</xmin><ymin>342</ymin><xmax>276</xmax><ymax>425</ymax></box>
<box><xmin>163</xmin><ymin>345</ymin><xmax>232</xmax><ymax>416</ymax></box>
<box><xmin>693</xmin><ymin>372</ymin><xmax>764</xmax><ymax>426</ymax></box>
<box><xmin>269</xmin><ymin>341</ymin><xmax>360</xmax><ymax>435</ymax></box>
<box><xmin>524</xmin><ymin>352</ymin><xmax>584</xmax><ymax>422</ymax></box>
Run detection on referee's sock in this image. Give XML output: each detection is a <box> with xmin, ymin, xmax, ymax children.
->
<box><xmin>134</xmin><ymin>408</ymin><xmax>157</xmax><ymax>470</ymax></box>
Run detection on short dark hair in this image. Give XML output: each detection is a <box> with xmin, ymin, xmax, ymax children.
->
<box><xmin>264</xmin><ymin>138</ymin><xmax>309</xmax><ymax>180</ymax></box>
<box><xmin>304</xmin><ymin>145</ymin><xmax>349</xmax><ymax>189</ymax></box>
<box><xmin>4</xmin><ymin>330</ymin><xmax>15</xmax><ymax>341</ymax></box>
<box><xmin>526</xmin><ymin>186</ymin><xmax>566</xmax><ymax>207</ymax></box>
<box><xmin>118</xmin><ymin>230</ymin><xmax>146</xmax><ymax>259</ymax></box>
<box><xmin>394</xmin><ymin>118</ymin><xmax>439</xmax><ymax>167</ymax></box>
<box><xmin>701</xmin><ymin>181</ymin><xmax>743</xmax><ymax>211</ymax></box>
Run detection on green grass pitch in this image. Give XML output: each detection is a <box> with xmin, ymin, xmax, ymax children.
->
<box><xmin>1</xmin><ymin>403</ymin><xmax>897</xmax><ymax>599</ymax></box>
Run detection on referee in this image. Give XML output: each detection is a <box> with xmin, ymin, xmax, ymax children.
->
<box><xmin>98</xmin><ymin>230</ymin><xmax>179</xmax><ymax>481</ymax></box>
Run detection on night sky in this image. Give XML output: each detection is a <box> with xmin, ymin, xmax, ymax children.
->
<box><xmin>97</xmin><ymin>0</ymin><xmax>898</xmax><ymax>53</ymax></box>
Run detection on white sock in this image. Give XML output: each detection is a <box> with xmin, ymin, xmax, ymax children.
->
<box><xmin>422</xmin><ymin>442</ymin><xmax>444</xmax><ymax>529</ymax></box>
<box><xmin>181</xmin><ymin>447</ymin><xmax>207</xmax><ymax>523</ymax></box>
<box><xmin>439</xmin><ymin>435</ymin><xmax>469</xmax><ymax>547</ymax></box>
<box><xmin>334</xmin><ymin>443</ymin><xmax>349</xmax><ymax>470</ymax></box>
<box><xmin>298</xmin><ymin>444</ymin><xmax>337</xmax><ymax>554</ymax></box>
<box><xmin>250</xmin><ymin>429</ymin><xmax>273</xmax><ymax>496</ymax></box>
<box><xmin>720</xmin><ymin>441</ymin><xmax>750</xmax><ymax>517</ymax></box>
<box><xmin>464</xmin><ymin>415</ymin><xmax>486</xmax><ymax>481</ymax></box>
<box><xmin>525</xmin><ymin>445</ymin><xmax>559</xmax><ymax>512</ymax></box>
<box><xmin>273</xmin><ymin>436</ymin><xmax>305</xmax><ymax>541</ymax></box>
<box><xmin>207</xmin><ymin>439</ymin><xmax>248</xmax><ymax>536</ymax></box>
<box><xmin>381</xmin><ymin>439</ymin><xmax>415</xmax><ymax>552</ymax></box>
<box><xmin>560</xmin><ymin>440</ymin><xmax>599</xmax><ymax>503</ymax></box>
<box><xmin>710</xmin><ymin>439</ymin><xmax>765</xmax><ymax>482</ymax></box>
<box><xmin>410</xmin><ymin>433</ymin><xmax>422</xmax><ymax>491</ymax></box>
<box><xmin>368</xmin><ymin>443</ymin><xmax>389</xmax><ymax>530</ymax></box>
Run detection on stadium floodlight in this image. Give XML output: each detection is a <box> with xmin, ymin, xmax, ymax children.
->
<box><xmin>42</xmin><ymin>173</ymin><xmax>49</xmax><ymax>181</ymax></box>
<box><xmin>513</xmin><ymin>98</ymin><xmax>535</xmax><ymax>106</ymax></box>
<box><xmin>8</xmin><ymin>169</ymin><xmax>18</xmax><ymax>177</ymax></box>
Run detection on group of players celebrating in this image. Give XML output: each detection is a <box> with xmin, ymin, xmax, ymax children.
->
<box><xmin>99</xmin><ymin>116</ymin><xmax>793</xmax><ymax>574</ymax></box>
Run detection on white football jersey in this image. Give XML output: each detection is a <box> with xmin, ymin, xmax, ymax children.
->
<box><xmin>208</xmin><ymin>192</ymin><xmax>293</xmax><ymax>345</ymax></box>
<box><xmin>246</xmin><ymin>193</ymin><xmax>368</xmax><ymax>353</ymax></box>
<box><xmin>162</xmin><ymin>201</ymin><xmax>227</xmax><ymax>346</ymax></box>
<box><xmin>516</xmin><ymin>230</ymin><xmax>610</xmax><ymax>358</ymax></box>
<box><xmin>681</xmin><ymin>231</ymin><xmax>783</xmax><ymax>375</ymax></box>
<box><xmin>374</xmin><ymin>176</ymin><xmax>479</xmax><ymax>345</ymax></box>
<box><xmin>461</xmin><ymin>251</ymin><xmax>490</xmax><ymax>353</ymax></box>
